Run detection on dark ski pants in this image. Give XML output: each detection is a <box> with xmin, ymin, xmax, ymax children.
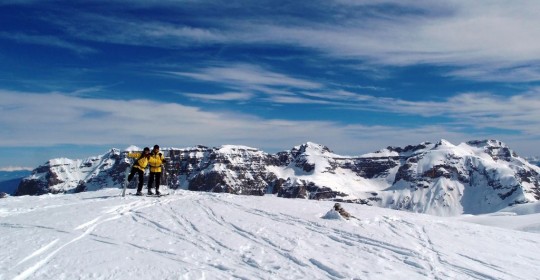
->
<box><xmin>128</xmin><ymin>167</ymin><xmax>144</xmax><ymax>193</ymax></box>
<box><xmin>148</xmin><ymin>172</ymin><xmax>161</xmax><ymax>192</ymax></box>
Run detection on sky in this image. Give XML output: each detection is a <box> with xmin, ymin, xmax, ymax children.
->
<box><xmin>2</xmin><ymin>0</ymin><xmax>540</xmax><ymax>169</ymax></box>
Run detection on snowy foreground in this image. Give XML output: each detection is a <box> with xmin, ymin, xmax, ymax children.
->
<box><xmin>2</xmin><ymin>189</ymin><xmax>540</xmax><ymax>280</ymax></box>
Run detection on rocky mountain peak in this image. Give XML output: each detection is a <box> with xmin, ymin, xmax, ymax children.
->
<box><xmin>466</xmin><ymin>139</ymin><xmax>517</xmax><ymax>160</ymax></box>
<box><xmin>433</xmin><ymin>139</ymin><xmax>455</xmax><ymax>149</ymax></box>
<box><xmin>467</xmin><ymin>139</ymin><xmax>508</xmax><ymax>148</ymax></box>
<box><xmin>386</xmin><ymin>142</ymin><xmax>432</xmax><ymax>155</ymax></box>
<box><xmin>217</xmin><ymin>145</ymin><xmax>261</xmax><ymax>154</ymax></box>
<box><xmin>291</xmin><ymin>142</ymin><xmax>333</xmax><ymax>156</ymax></box>
<box><xmin>287</xmin><ymin>142</ymin><xmax>337</xmax><ymax>174</ymax></box>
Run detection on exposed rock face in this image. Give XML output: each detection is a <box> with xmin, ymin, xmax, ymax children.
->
<box><xmin>171</xmin><ymin>145</ymin><xmax>274</xmax><ymax>196</ymax></box>
<box><xmin>16</xmin><ymin>140</ymin><xmax>540</xmax><ymax>216</ymax></box>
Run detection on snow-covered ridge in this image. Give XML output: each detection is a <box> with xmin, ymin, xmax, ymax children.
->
<box><xmin>16</xmin><ymin>140</ymin><xmax>540</xmax><ymax>216</ymax></box>
<box><xmin>3</xmin><ymin>188</ymin><xmax>540</xmax><ymax>279</ymax></box>
<box><xmin>17</xmin><ymin>148</ymin><xmax>129</xmax><ymax>195</ymax></box>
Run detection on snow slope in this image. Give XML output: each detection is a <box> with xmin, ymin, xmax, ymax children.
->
<box><xmin>2</xmin><ymin>188</ymin><xmax>540</xmax><ymax>279</ymax></box>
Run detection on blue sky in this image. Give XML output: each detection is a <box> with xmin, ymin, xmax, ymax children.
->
<box><xmin>1</xmin><ymin>0</ymin><xmax>540</xmax><ymax>169</ymax></box>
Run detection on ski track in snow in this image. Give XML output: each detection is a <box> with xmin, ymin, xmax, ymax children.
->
<box><xmin>8</xmin><ymin>194</ymin><xmax>177</xmax><ymax>280</ymax></box>
<box><xmin>15</xmin><ymin>239</ymin><xmax>59</xmax><ymax>267</ymax></box>
<box><xmin>2</xmin><ymin>189</ymin><xmax>540</xmax><ymax>279</ymax></box>
<box><xmin>184</xmin><ymin>196</ymin><xmax>446</xmax><ymax>279</ymax></box>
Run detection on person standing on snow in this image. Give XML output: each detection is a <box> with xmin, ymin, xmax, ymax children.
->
<box><xmin>147</xmin><ymin>144</ymin><xmax>166</xmax><ymax>195</ymax></box>
<box><xmin>127</xmin><ymin>147</ymin><xmax>151</xmax><ymax>196</ymax></box>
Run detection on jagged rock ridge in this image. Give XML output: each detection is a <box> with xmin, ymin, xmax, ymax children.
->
<box><xmin>16</xmin><ymin>140</ymin><xmax>540</xmax><ymax>216</ymax></box>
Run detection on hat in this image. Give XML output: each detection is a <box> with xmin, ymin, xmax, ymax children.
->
<box><xmin>153</xmin><ymin>145</ymin><xmax>159</xmax><ymax>149</ymax></box>
<box><xmin>143</xmin><ymin>147</ymin><xmax>150</xmax><ymax>152</ymax></box>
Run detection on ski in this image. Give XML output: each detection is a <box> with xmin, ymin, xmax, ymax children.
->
<box><xmin>121</xmin><ymin>162</ymin><xmax>131</xmax><ymax>197</ymax></box>
<box><xmin>128</xmin><ymin>192</ymin><xmax>170</xmax><ymax>197</ymax></box>
<box><xmin>146</xmin><ymin>193</ymin><xmax>170</xmax><ymax>197</ymax></box>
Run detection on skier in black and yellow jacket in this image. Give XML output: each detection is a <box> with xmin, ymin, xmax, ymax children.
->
<box><xmin>127</xmin><ymin>147</ymin><xmax>150</xmax><ymax>196</ymax></box>
<box><xmin>147</xmin><ymin>144</ymin><xmax>166</xmax><ymax>195</ymax></box>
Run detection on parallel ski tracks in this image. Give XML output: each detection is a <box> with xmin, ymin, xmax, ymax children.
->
<box><xmin>11</xmin><ymin>192</ymin><xmax>189</xmax><ymax>280</ymax></box>
<box><xmin>8</xmin><ymin>191</ymin><xmax>532</xmax><ymax>280</ymax></box>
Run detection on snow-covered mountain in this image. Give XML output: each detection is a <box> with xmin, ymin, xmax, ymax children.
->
<box><xmin>17</xmin><ymin>149</ymin><xmax>130</xmax><ymax>195</ymax></box>
<box><xmin>2</xmin><ymin>188</ymin><xmax>540</xmax><ymax>279</ymax></box>
<box><xmin>16</xmin><ymin>140</ymin><xmax>540</xmax><ymax>216</ymax></box>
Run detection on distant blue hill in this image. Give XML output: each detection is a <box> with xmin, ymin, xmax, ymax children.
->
<box><xmin>0</xmin><ymin>170</ymin><xmax>31</xmax><ymax>195</ymax></box>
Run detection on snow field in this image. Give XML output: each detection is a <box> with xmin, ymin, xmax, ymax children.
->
<box><xmin>1</xmin><ymin>189</ymin><xmax>540</xmax><ymax>279</ymax></box>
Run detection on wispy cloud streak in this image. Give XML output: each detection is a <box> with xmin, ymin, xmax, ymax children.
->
<box><xmin>37</xmin><ymin>1</ymin><xmax>540</xmax><ymax>82</ymax></box>
<box><xmin>170</xmin><ymin>64</ymin><xmax>321</xmax><ymax>89</ymax></box>
<box><xmin>0</xmin><ymin>32</ymin><xmax>96</xmax><ymax>54</ymax></box>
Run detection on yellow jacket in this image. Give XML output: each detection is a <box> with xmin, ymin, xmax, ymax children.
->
<box><xmin>128</xmin><ymin>152</ymin><xmax>149</xmax><ymax>171</ymax></box>
<box><xmin>148</xmin><ymin>152</ymin><xmax>165</xmax><ymax>173</ymax></box>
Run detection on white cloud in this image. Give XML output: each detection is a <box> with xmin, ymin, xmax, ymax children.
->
<box><xmin>381</xmin><ymin>91</ymin><xmax>540</xmax><ymax>132</ymax></box>
<box><xmin>0</xmin><ymin>32</ymin><xmax>96</xmax><ymax>54</ymax></box>
<box><xmin>169</xmin><ymin>64</ymin><xmax>323</xmax><ymax>102</ymax></box>
<box><xmin>1</xmin><ymin>89</ymin><xmax>538</xmax><ymax>157</ymax></box>
<box><xmin>263</xmin><ymin>95</ymin><xmax>332</xmax><ymax>105</ymax></box>
<box><xmin>170</xmin><ymin>64</ymin><xmax>321</xmax><ymax>90</ymax></box>
<box><xmin>447</xmin><ymin>65</ymin><xmax>540</xmax><ymax>83</ymax></box>
<box><xmin>37</xmin><ymin>1</ymin><xmax>540</xmax><ymax>82</ymax></box>
<box><xmin>248</xmin><ymin>13</ymin><xmax>538</xmax><ymax>67</ymax></box>
<box><xmin>168</xmin><ymin>61</ymin><xmax>540</xmax><ymax>136</ymax></box>
<box><xmin>225</xmin><ymin>1</ymin><xmax>540</xmax><ymax>81</ymax></box>
<box><xmin>0</xmin><ymin>90</ymin><xmax>461</xmax><ymax>154</ymax></box>
<box><xmin>315</xmin><ymin>89</ymin><xmax>540</xmax><ymax>136</ymax></box>
<box><xmin>183</xmin><ymin>92</ymin><xmax>253</xmax><ymax>102</ymax></box>
<box><xmin>56</xmin><ymin>13</ymin><xmax>226</xmax><ymax>48</ymax></box>
<box><xmin>0</xmin><ymin>166</ymin><xmax>33</xmax><ymax>172</ymax></box>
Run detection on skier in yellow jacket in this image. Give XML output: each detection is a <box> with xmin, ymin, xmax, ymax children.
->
<box><xmin>147</xmin><ymin>144</ymin><xmax>166</xmax><ymax>195</ymax></box>
<box><xmin>127</xmin><ymin>147</ymin><xmax>150</xmax><ymax>196</ymax></box>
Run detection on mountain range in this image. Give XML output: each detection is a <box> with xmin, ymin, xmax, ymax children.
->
<box><xmin>15</xmin><ymin>139</ymin><xmax>540</xmax><ymax>216</ymax></box>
